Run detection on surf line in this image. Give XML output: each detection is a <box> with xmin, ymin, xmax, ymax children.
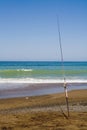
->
<box><xmin>57</xmin><ymin>16</ymin><xmax>70</xmax><ymax>118</ymax></box>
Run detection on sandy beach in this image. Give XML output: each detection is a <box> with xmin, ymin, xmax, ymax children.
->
<box><xmin>0</xmin><ymin>88</ymin><xmax>87</xmax><ymax>130</ymax></box>
<box><xmin>0</xmin><ymin>0</ymin><xmax>87</xmax><ymax>128</ymax></box>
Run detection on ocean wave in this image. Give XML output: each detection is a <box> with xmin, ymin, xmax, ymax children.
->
<box><xmin>0</xmin><ymin>69</ymin><xmax>87</xmax><ymax>78</ymax></box>
<box><xmin>0</xmin><ymin>78</ymin><xmax>87</xmax><ymax>84</ymax></box>
<box><xmin>17</xmin><ymin>69</ymin><xmax>33</xmax><ymax>72</ymax></box>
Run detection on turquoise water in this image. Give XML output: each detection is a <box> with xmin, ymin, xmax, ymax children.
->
<box><xmin>0</xmin><ymin>61</ymin><xmax>87</xmax><ymax>98</ymax></box>
<box><xmin>0</xmin><ymin>61</ymin><xmax>87</xmax><ymax>79</ymax></box>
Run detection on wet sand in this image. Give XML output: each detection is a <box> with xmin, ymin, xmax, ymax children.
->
<box><xmin>0</xmin><ymin>82</ymin><xmax>87</xmax><ymax>99</ymax></box>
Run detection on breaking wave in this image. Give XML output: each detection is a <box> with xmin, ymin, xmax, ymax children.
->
<box><xmin>0</xmin><ymin>78</ymin><xmax>87</xmax><ymax>84</ymax></box>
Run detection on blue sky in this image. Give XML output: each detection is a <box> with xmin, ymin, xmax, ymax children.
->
<box><xmin>0</xmin><ymin>0</ymin><xmax>87</xmax><ymax>61</ymax></box>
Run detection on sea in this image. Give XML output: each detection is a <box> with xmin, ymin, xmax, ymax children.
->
<box><xmin>0</xmin><ymin>61</ymin><xmax>87</xmax><ymax>98</ymax></box>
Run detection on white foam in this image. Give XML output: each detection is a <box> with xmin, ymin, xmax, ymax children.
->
<box><xmin>0</xmin><ymin>78</ymin><xmax>87</xmax><ymax>84</ymax></box>
<box><xmin>17</xmin><ymin>69</ymin><xmax>33</xmax><ymax>72</ymax></box>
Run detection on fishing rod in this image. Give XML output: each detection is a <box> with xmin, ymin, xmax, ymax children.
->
<box><xmin>57</xmin><ymin>16</ymin><xmax>70</xmax><ymax>118</ymax></box>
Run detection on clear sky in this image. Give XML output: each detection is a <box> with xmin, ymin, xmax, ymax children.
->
<box><xmin>0</xmin><ymin>0</ymin><xmax>87</xmax><ymax>61</ymax></box>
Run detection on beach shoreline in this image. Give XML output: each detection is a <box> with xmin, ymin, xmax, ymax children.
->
<box><xmin>0</xmin><ymin>82</ymin><xmax>87</xmax><ymax>99</ymax></box>
<box><xmin>0</xmin><ymin>89</ymin><xmax>87</xmax><ymax>110</ymax></box>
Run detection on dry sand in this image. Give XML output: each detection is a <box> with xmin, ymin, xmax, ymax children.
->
<box><xmin>0</xmin><ymin>89</ymin><xmax>87</xmax><ymax>130</ymax></box>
